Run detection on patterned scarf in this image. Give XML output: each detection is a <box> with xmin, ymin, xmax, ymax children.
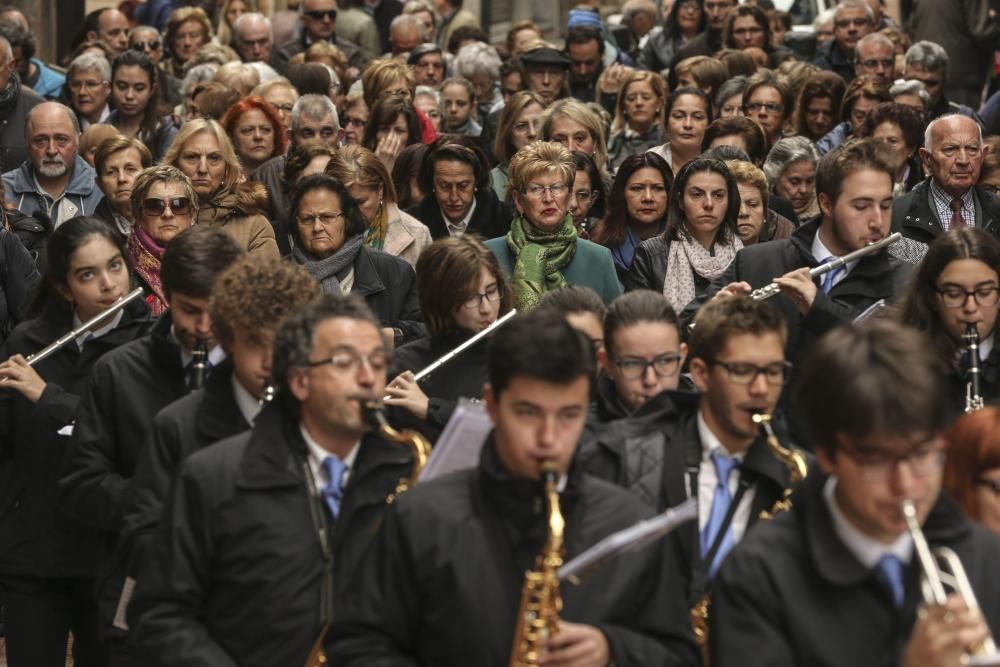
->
<box><xmin>128</xmin><ymin>227</ymin><xmax>168</xmax><ymax>316</ymax></box>
<box><xmin>364</xmin><ymin>201</ymin><xmax>388</xmax><ymax>251</ymax></box>
<box><xmin>505</xmin><ymin>213</ymin><xmax>578</xmax><ymax>311</ymax></box>
<box><xmin>662</xmin><ymin>231</ymin><xmax>742</xmax><ymax>313</ymax></box>
<box><xmin>292</xmin><ymin>234</ymin><xmax>364</xmax><ymax>295</ymax></box>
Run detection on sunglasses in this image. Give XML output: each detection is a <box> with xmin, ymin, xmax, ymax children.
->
<box><xmin>304</xmin><ymin>9</ymin><xmax>337</xmax><ymax>20</ymax></box>
<box><xmin>143</xmin><ymin>196</ymin><xmax>192</xmax><ymax>216</ymax></box>
<box><xmin>131</xmin><ymin>40</ymin><xmax>162</xmax><ymax>51</ymax></box>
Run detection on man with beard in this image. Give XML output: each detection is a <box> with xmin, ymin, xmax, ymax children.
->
<box><xmin>2</xmin><ymin>102</ymin><xmax>102</xmax><ymax>227</ymax></box>
<box><xmin>0</xmin><ymin>34</ymin><xmax>41</xmax><ymax>175</ymax></box>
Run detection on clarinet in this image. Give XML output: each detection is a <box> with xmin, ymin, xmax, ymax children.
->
<box><xmin>189</xmin><ymin>339</ymin><xmax>208</xmax><ymax>391</ymax></box>
<box><xmin>964</xmin><ymin>323</ymin><xmax>985</xmax><ymax>412</ymax></box>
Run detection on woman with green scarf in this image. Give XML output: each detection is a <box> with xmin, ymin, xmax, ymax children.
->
<box><xmin>485</xmin><ymin>141</ymin><xmax>622</xmax><ymax>311</ymax></box>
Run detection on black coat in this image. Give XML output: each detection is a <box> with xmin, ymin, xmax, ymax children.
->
<box><xmin>406</xmin><ymin>187</ymin><xmax>512</xmax><ymax>241</ymax></box>
<box><xmin>680</xmin><ymin>218</ymin><xmax>913</xmax><ymax>367</ymax></box>
<box><xmin>891</xmin><ymin>178</ymin><xmax>1000</xmax><ymax>244</ymax></box>
<box><xmin>812</xmin><ymin>39</ymin><xmax>855</xmax><ymax>84</ymax></box>
<box><xmin>121</xmin><ymin>358</ymin><xmax>251</xmax><ymax>577</ymax></box>
<box><xmin>0</xmin><ymin>227</ymin><xmax>40</xmax><ymax>340</ymax></box>
<box><xmin>248</xmin><ymin>154</ymin><xmax>291</xmax><ymax>255</ymax></box>
<box><xmin>128</xmin><ymin>402</ymin><xmax>414</xmax><ymax>667</ymax></box>
<box><xmin>59</xmin><ymin>311</ymin><xmax>189</xmax><ymax>634</ymax></box>
<box><xmin>710</xmin><ymin>472</ymin><xmax>1000</xmax><ymax>666</ymax></box>
<box><xmin>327</xmin><ymin>436</ymin><xmax>701</xmax><ymax>666</ymax></box>
<box><xmin>372</xmin><ymin>0</ymin><xmax>403</xmax><ymax>55</ymax></box>
<box><xmin>622</xmin><ymin>235</ymin><xmax>711</xmax><ymax>295</ymax></box>
<box><xmin>6</xmin><ymin>207</ymin><xmax>50</xmax><ymax>268</ymax></box>
<box><xmin>0</xmin><ymin>298</ymin><xmax>150</xmax><ymax>578</ymax></box>
<box><xmin>0</xmin><ymin>81</ymin><xmax>43</xmax><ymax>175</ymax></box>
<box><xmin>352</xmin><ymin>246</ymin><xmax>424</xmax><ymax>345</ymax></box>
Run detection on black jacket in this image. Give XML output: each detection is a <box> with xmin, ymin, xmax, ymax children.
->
<box><xmin>0</xmin><ymin>227</ymin><xmax>40</xmax><ymax>340</ymax></box>
<box><xmin>6</xmin><ymin>207</ymin><xmax>50</xmax><ymax>268</ymax></box>
<box><xmin>327</xmin><ymin>436</ymin><xmax>701</xmax><ymax>666</ymax></box>
<box><xmin>121</xmin><ymin>358</ymin><xmax>251</xmax><ymax>577</ymax></box>
<box><xmin>59</xmin><ymin>311</ymin><xmax>190</xmax><ymax>634</ymax></box>
<box><xmin>623</xmin><ymin>235</ymin><xmax>711</xmax><ymax>295</ymax></box>
<box><xmin>353</xmin><ymin>246</ymin><xmax>424</xmax><ymax>345</ymax></box>
<box><xmin>812</xmin><ymin>39</ymin><xmax>855</xmax><ymax>84</ymax></box>
<box><xmin>0</xmin><ymin>298</ymin><xmax>150</xmax><ymax>578</ymax></box>
<box><xmin>273</xmin><ymin>31</ymin><xmax>366</xmax><ymax>74</ymax></box>
<box><xmin>710</xmin><ymin>472</ymin><xmax>1000</xmax><ymax>666</ymax></box>
<box><xmin>406</xmin><ymin>187</ymin><xmax>512</xmax><ymax>241</ymax></box>
<box><xmin>129</xmin><ymin>402</ymin><xmax>414</xmax><ymax>667</ymax></box>
<box><xmin>0</xmin><ymin>80</ymin><xmax>43</xmax><ymax>175</ymax></box>
<box><xmin>681</xmin><ymin>218</ymin><xmax>914</xmax><ymax>367</ymax></box>
<box><xmin>891</xmin><ymin>178</ymin><xmax>1000</xmax><ymax>244</ymax></box>
<box><xmin>248</xmin><ymin>154</ymin><xmax>291</xmax><ymax>255</ymax></box>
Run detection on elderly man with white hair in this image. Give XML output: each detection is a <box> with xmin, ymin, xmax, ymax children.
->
<box><xmin>902</xmin><ymin>41</ymin><xmax>985</xmax><ymax>124</ymax></box>
<box><xmin>233</xmin><ymin>13</ymin><xmax>276</xmax><ymax>66</ymax></box>
<box><xmin>892</xmin><ymin>114</ymin><xmax>1000</xmax><ymax>244</ymax></box>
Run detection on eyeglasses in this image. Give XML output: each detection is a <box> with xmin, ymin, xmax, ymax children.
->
<box><xmin>835</xmin><ymin>17</ymin><xmax>870</xmax><ymax>28</ymax></box>
<box><xmin>297</xmin><ymin>212</ymin><xmax>345</xmax><ymax>226</ymax></box>
<box><xmin>840</xmin><ymin>443</ymin><xmax>946</xmax><ymax>482</ymax></box>
<box><xmin>344</xmin><ymin>116</ymin><xmax>366</xmax><ymax>128</ymax></box>
<box><xmin>461</xmin><ymin>284</ymin><xmax>502</xmax><ymax>309</ymax></box>
<box><xmin>858</xmin><ymin>59</ymin><xmax>894</xmax><ymax>70</ymax></box>
<box><xmin>143</xmin><ymin>196</ymin><xmax>192</xmax><ymax>216</ymax></box>
<box><xmin>131</xmin><ymin>40</ymin><xmax>161</xmax><ymax>51</ymax></box>
<box><xmin>69</xmin><ymin>79</ymin><xmax>106</xmax><ymax>91</ymax></box>
<box><xmin>271</xmin><ymin>103</ymin><xmax>295</xmax><ymax>114</ymax></box>
<box><xmin>304</xmin><ymin>9</ymin><xmax>337</xmax><ymax>20</ymax></box>
<box><xmin>614</xmin><ymin>354</ymin><xmax>682</xmax><ymax>380</ymax></box>
<box><xmin>978</xmin><ymin>479</ymin><xmax>1000</xmax><ymax>495</ymax></box>
<box><xmin>523</xmin><ymin>184</ymin><xmax>568</xmax><ymax>198</ymax></box>
<box><xmin>308</xmin><ymin>349</ymin><xmax>386</xmax><ymax>373</ymax></box>
<box><xmin>744</xmin><ymin>102</ymin><xmax>783</xmax><ymax>114</ymax></box>
<box><xmin>572</xmin><ymin>189</ymin><xmax>596</xmax><ymax>203</ymax></box>
<box><xmin>936</xmin><ymin>286</ymin><xmax>1000</xmax><ymax>309</ymax></box>
<box><xmin>708</xmin><ymin>359</ymin><xmax>792</xmax><ymax>385</ymax></box>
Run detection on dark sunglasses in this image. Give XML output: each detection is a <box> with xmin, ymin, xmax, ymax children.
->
<box><xmin>304</xmin><ymin>9</ymin><xmax>337</xmax><ymax>20</ymax></box>
<box><xmin>143</xmin><ymin>196</ymin><xmax>192</xmax><ymax>216</ymax></box>
<box><xmin>131</xmin><ymin>40</ymin><xmax>162</xmax><ymax>51</ymax></box>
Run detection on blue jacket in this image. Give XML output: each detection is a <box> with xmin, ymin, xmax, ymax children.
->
<box><xmin>485</xmin><ymin>234</ymin><xmax>623</xmax><ymax>306</ymax></box>
<box><xmin>815</xmin><ymin>121</ymin><xmax>852</xmax><ymax>156</ymax></box>
<box><xmin>3</xmin><ymin>155</ymin><xmax>103</xmax><ymax>222</ymax></box>
<box><xmin>27</xmin><ymin>59</ymin><xmax>65</xmax><ymax>100</ymax></box>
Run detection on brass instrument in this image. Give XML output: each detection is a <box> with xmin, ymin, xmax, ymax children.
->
<box><xmin>749</xmin><ymin>233</ymin><xmax>902</xmax><ymax>301</ymax></box>
<box><xmin>511</xmin><ymin>461</ymin><xmax>564</xmax><ymax>667</ymax></box>
<box><xmin>304</xmin><ymin>630</ymin><xmax>329</xmax><ymax>667</ymax></box>
<box><xmin>964</xmin><ymin>323</ymin><xmax>985</xmax><ymax>413</ymax></box>
<box><xmin>902</xmin><ymin>500</ymin><xmax>1000</xmax><ymax>663</ymax></box>
<box><xmin>690</xmin><ymin>412</ymin><xmax>808</xmax><ymax>664</ymax></box>
<box><xmin>363</xmin><ymin>401</ymin><xmax>431</xmax><ymax>503</ymax></box>
<box><xmin>189</xmin><ymin>338</ymin><xmax>208</xmax><ymax>390</ymax></box>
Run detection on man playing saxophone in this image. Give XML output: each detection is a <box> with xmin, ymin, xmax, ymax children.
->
<box><xmin>329</xmin><ymin>309</ymin><xmax>699</xmax><ymax>666</ymax></box>
<box><xmin>711</xmin><ymin>320</ymin><xmax>1000</xmax><ymax>666</ymax></box>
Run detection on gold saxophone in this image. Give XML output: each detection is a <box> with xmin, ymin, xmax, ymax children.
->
<box><xmin>363</xmin><ymin>400</ymin><xmax>432</xmax><ymax>504</ymax></box>
<box><xmin>510</xmin><ymin>461</ymin><xmax>565</xmax><ymax>667</ymax></box>
<box><xmin>690</xmin><ymin>412</ymin><xmax>808</xmax><ymax>665</ymax></box>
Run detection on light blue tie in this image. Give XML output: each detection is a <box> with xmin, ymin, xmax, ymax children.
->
<box><xmin>701</xmin><ymin>451</ymin><xmax>740</xmax><ymax>578</ymax></box>
<box><xmin>320</xmin><ymin>455</ymin><xmax>347</xmax><ymax>519</ymax></box>
<box><xmin>819</xmin><ymin>256</ymin><xmax>846</xmax><ymax>294</ymax></box>
<box><xmin>876</xmin><ymin>554</ymin><xmax>905</xmax><ymax>608</ymax></box>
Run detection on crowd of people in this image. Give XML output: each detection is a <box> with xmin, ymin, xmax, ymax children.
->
<box><xmin>1</xmin><ymin>0</ymin><xmax>1000</xmax><ymax>665</ymax></box>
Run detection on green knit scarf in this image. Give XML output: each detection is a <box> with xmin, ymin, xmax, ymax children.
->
<box><xmin>505</xmin><ymin>213</ymin><xmax>578</xmax><ymax>311</ymax></box>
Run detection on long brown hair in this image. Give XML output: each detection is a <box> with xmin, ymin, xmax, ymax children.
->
<box><xmin>945</xmin><ymin>407</ymin><xmax>1000</xmax><ymax>521</ymax></box>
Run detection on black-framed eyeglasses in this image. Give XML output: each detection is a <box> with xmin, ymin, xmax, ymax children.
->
<box><xmin>461</xmin><ymin>284</ymin><xmax>501</xmax><ymax>310</ymax></box>
<box><xmin>305</xmin><ymin>9</ymin><xmax>337</xmax><ymax>20</ymax></box>
<box><xmin>308</xmin><ymin>349</ymin><xmax>387</xmax><ymax>373</ymax></box>
<box><xmin>344</xmin><ymin>116</ymin><xmax>366</xmax><ymax>128</ymax></box>
<box><xmin>840</xmin><ymin>442</ymin><xmax>946</xmax><ymax>482</ymax></box>
<box><xmin>131</xmin><ymin>40</ymin><xmax>161</xmax><ymax>51</ymax></box>
<box><xmin>614</xmin><ymin>354</ymin><xmax>682</xmax><ymax>380</ymax></box>
<box><xmin>143</xmin><ymin>196</ymin><xmax>192</xmax><ymax>216</ymax></box>
<box><xmin>978</xmin><ymin>479</ymin><xmax>1000</xmax><ymax>495</ymax></box>
<box><xmin>708</xmin><ymin>359</ymin><xmax>792</xmax><ymax>385</ymax></box>
<box><xmin>744</xmin><ymin>102</ymin><xmax>783</xmax><ymax>114</ymax></box>
<box><xmin>936</xmin><ymin>286</ymin><xmax>1000</xmax><ymax>309</ymax></box>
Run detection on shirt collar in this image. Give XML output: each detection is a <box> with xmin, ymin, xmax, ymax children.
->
<box><xmin>930</xmin><ymin>178</ymin><xmax>975</xmax><ymax>209</ymax></box>
<box><xmin>445</xmin><ymin>196</ymin><xmax>477</xmax><ymax>236</ymax></box>
<box><xmin>823</xmin><ymin>476</ymin><xmax>912</xmax><ymax>568</ymax></box>
<box><xmin>230</xmin><ymin>372</ymin><xmax>262</xmax><ymax>425</ymax></box>
<box><xmin>980</xmin><ymin>333</ymin><xmax>995</xmax><ymax>362</ymax></box>
<box><xmin>300</xmin><ymin>423</ymin><xmax>360</xmax><ymax>476</ymax></box>
<box><xmin>697</xmin><ymin>409</ymin><xmax>746</xmax><ymax>463</ymax></box>
<box><xmin>73</xmin><ymin>309</ymin><xmax>124</xmax><ymax>349</ymax></box>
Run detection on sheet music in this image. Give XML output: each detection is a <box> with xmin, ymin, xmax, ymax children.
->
<box><xmin>418</xmin><ymin>400</ymin><xmax>493</xmax><ymax>482</ymax></box>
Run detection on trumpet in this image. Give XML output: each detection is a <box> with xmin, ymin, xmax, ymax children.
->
<box><xmin>902</xmin><ymin>499</ymin><xmax>1000</xmax><ymax>662</ymax></box>
<box><xmin>363</xmin><ymin>400</ymin><xmax>431</xmax><ymax>503</ymax></box>
<box><xmin>749</xmin><ymin>233</ymin><xmax>902</xmax><ymax>301</ymax></box>
<box><xmin>964</xmin><ymin>323</ymin><xmax>985</xmax><ymax>413</ymax></box>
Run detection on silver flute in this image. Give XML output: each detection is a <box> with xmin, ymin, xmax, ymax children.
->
<box><xmin>413</xmin><ymin>309</ymin><xmax>518</xmax><ymax>382</ymax></box>
<box><xmin>750</xmin><ymin>232</ymin><xmax>902</xmax><ymax>301</ymax></box>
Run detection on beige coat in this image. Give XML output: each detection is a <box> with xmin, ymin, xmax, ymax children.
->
<box><xmin>384</xmin><ymin>204</ymin><xmax>432</xmax><ymax>267</ymax></box>
<box><xmin>197</xmin><ymin>182</ymin><xmax>281</xmax><ymax>260</ymax></box>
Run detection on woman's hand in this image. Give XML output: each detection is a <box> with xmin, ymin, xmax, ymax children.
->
<box><xmin>0</xmin><ymin>354</ymin><xmax>47</xmax><ymax>403</ymax></box>
<box><xmin>383</xmin><ymin>371</ymin><xmax>430</xmax><ymax>421</ymax></box>
<box><xmin>375</xmin><ymin>131</ymin><xmax>404</xmax><ymax>170</ymax></box>
<box><xmin>598</xmin><ymin>63</ymin><xmax>634</xmax><ymax>95</ymax></box>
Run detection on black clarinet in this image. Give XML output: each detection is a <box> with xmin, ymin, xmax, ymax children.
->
<box><xmin>189</xmin><ymin>339</ymin><xmax>208</xmax><ymax>391</ymax></box>
<box><xmin>964</xmin><ymin>323</ymin><xmax>984</xmax><ymax>412</ymax></box>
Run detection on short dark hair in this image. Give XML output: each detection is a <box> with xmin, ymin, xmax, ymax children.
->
<box><xmin>161</xmin><ymin>226</ymin><xmax>243</xmax><ymax>298</ymax></box>
<box><xmin>290</xmin><ymin>173</ymin><xmax>368</xmax><ymax>242</ymax></box>
<box><xmin>565</xmin><ymin>25</ymin><xmax>605</xmax><ymax>52</ymax></box>
<box><xmin>538</xmin><ymin>284</ymin><xmax>608</xmax><ymax>320</ymax></box>
<box><xmin>688</xmin><ymin>295</ymin><xmax>787</xmax><ymax>362</ymax></box>
<box><xmin>702</xmin><ymin>115</ymin><xmax>768</xmax><ymax>165</ymax></box>
<box><xmin>446</xmin><ymin>25</ymin><xmax>488</xmax><ymax>54</ymax></box>
<box><xmin>815</xmin><ymin>137</ymin><xmax>894</xmax><ymax>206</ymax></box>
<box><xmin>418</xmin><ymin>136</ymin><xmax>488</xmax><ymax>195</ymax></box>
<box><xmin>604</xmin><ymin>290</ymin><xmax>679</xmax><ymax>354</ymax></box>
<box><xmin>488</xmin><ymin>309</ymin><xmax>595</xmax><ymax>396</ymax></box>
<box><xmin>794</xmin><ymin>319</ymin><xmax>950</xmax><ymax>453</ymax></box>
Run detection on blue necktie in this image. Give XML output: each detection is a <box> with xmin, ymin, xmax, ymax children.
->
<box><xmin>876</xmin><ymin>554</ymin><xmax>905</xmax><ymax>608</ymax></box>
<box><xmin>320</xmin><ymin>455</ymin><xmax>347</xmax><ymax>519</ymax></box>
<box><xmin>702</xmin><ymin>451</ymin><xmax>740</xmax><ymax>578</ymax></box>
<box><xmin>819</xmin><ymin>257</ymin><xmax>846</xmax><ymax>294</ymax></box>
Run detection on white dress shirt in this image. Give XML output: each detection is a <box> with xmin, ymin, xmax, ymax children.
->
<box><xmin>445</xmin><ymin>197</ymin><xmax>477</xmax><ymax>236</ymax></box>
<box><xmin>300</xmin><ymin>424</ymin><xmax>360</xmax><ymax>494</ymax></box>
<box><xmin>696</xmin><ymin>411</ymin><xmax>757</xmax><ymax>543</ymax></box>
<box><xmin>230</xmin><ymin>373</ymin><xmax>263</xmax><ymax>425</ymax></box>
<box><xmin>823</xmin><ymin>477</ymin><xmax>912</xmax><ymax>568</ymax></box>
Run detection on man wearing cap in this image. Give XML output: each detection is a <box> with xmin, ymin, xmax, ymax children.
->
<box><xmin>521</xmin><ymin>45</ymin><xmax>571</xmax><ymax>106</ymax></box>
<box><xmin>409</xmin><ymin>43</ymin><xmax>446</xmax><ymax>88</ymax></box>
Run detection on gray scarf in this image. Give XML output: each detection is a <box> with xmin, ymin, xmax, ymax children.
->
<box><xmin>292</xmin><ymin>234</ymin><xmax>364</xmax><ymax>295</ymax></box>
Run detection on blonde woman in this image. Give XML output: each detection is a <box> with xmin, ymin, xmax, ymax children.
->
<box><xmin>540</xmin><ymin>98</ymin><xmax>611</xmax><ymax>184</ymax></box>
<box><xmin>607</xmin><ymin>70</ymin><xmax>667</xmax><ymax>171</ymax></box>
<box><xmin>163</xmin><ymin>7</ymin><xmax>214</xmax><ymax>77</ymax></box>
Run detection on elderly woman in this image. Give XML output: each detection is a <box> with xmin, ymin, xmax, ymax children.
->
<box><xmin>726</xmin><ymin>159</ymin><xmax>795</xmax><ymax>245</ymax></box>
<box><xmin>327</xmin><ymin>145</ymin><xmax>432</xmax><ymax>267</ymax></box>
<box><xmin>491</xmin><ymin>91</ymin><xmax>546</xmax><ymax>201</ymax></box>
<box><xmin>163</xmin><ymin>118</ymin><xmax>280</xmax><ymax>259</ymax></box>
<box><xmin>452</xmin><ymin>41</ymin><xmax>503</xmax><ymax>123</ymax></box>
<box><xmin>716</xmin><ymin>76</ymin><xmax>748</xmax><ymax>119</ymax></box>
<box><xmin>177</xmin><ymin>63</ymin><xmax>218</xmax><ymax>118</ymax></box>
<box><xmin>484</xmin><ymin>141</ymin><xmax>622</xmax><ymax>310</ymax></box>
<box><xmin>163</xmin><ymin>7</ymin><xmax>213</xmax><ymax>77</ymax></box>
<box><xmin>860</xmin><ymin>101</ymin><xmax>925</xmax><ymax>196</ymax></box>
<box><xmin>590</xmin><ymin>152</ymin><xmax>673</xmax><ymax>278</ymax></box>
<box><xmin>289</xmin><ymin>173</ymin><xmax>423</xmax><ymax>346</ymax></box>
<box><xmin>540</xmin><ymin>99</ymin><xmax>611</xmax><ymax>184</ymax></box>
<box><xmin>220</xmin><ymin>96</ymin><xmax>287</xmax><ymax>175</ymax></box>
<box><xmin>93</xmin><ymin>136</ymin><xmax>153</xmax><ymax>239</ymax></box>
<box><xmin>607</xmin><ymin>71</ymin><xmax>667</xmax><ymax>172</ymax></box>
<box><xmin>741</xmin><ymin>70</ymin><xmax>792</xmax><ymax>148</ymax></box>
<box><xmin>127</xmin><ymin>165</ymin><xmax>198</xmax><ymax>315</ymax></box>
<box><xmin>252</xmin><ymin>78</ymin><xmax>299</xmax><ymax>143</ymax></box>
<box><xmin>625</xmin><ymin>158</ymin><xmax>742</xmax><ymax>312</ymax></box>
<box><xmin>106</xmin><ymin>50</ymin><xmax>179</xmax><ymax>163</ymax></box>
<box><xmin>763</xmin><ymin>136</ymin><xmax>821</xmax><ymax>221</ymax></box>
<box><xmin>66</xmin><ymin>53</ymin><xmax>112</xmax><ymax>130</ymax></box>
<box><xmin>650</xmin><ymin>86</ymin><xmax>711</xmax><ymax>176</ymax></box>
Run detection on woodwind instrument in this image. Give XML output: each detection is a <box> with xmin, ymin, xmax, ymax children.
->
<box><xmin>749</xmin><ymin>233</ymin><xmax>902</xmax><ymax>301</ymax></box>
<box><xmin>964</xmin><ymin>323</ymin><xmax>985</xmax><ymax>413</ymax></box>
<box><xmin>363</xmin><ymin>401</ymin><xmax>431</xmax><ymax>503</ymax></box>
<box><xmin>189</xmin><ymin>339</ymin><xmax>208</xmax><ymax>391</ymax></box>
<box><xmin>413</xmin><ymin>309</ymin><xmax>518</xmax><ymax>382</ymax></box>
<box><xmin>510</xmin><ymin>461</ymin><xmax>564</xmax><ymax>666</ymax></box>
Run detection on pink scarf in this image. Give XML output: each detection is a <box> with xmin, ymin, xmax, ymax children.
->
<box><xmin>128</xmin><ymin>227</ymin><xmax>168</xmax><ymax>316</ymax></box>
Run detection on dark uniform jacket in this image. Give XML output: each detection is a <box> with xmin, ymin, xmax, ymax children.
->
<box><xmin>327</xmin><ymin>436</ymin><xmax>701</xmax><ymax>666</ymax></box>
<box><xmin>121</xmin><ymin>358</ymin><xmax>251</xmax><ymax>577</ymax></box>
<box><xmin>0</xmin><ymin>227</ymin><xmax>40</xmax><ymax>341</ymax></box>
<box><xmin>59</xmin><ymin>311</ymin><xmax>189</xmax><ymax>634</ymax></box>
<box><xmin>128</xmin><ymin>402</ymin><xmax>414</xmax><ymax>667</ymax></box>
<box><xmin>623</xmin><ymin>234</ymin><xmax>712</xmax><ymax>295</ymax></box>
<box><xmin>891</xmin><ymin>178</ymin><xmax>1000</xmax><ymax>245</ymax></box>
<box><xmin>406</xmin><ymin>187</ymin><xmax>512</xmax><ymax>241</ymax></box>
<box><xmin>351</xmin><ymin>246</ymin><xmax>424</xmax><ymax>345</ymax></box>
<box><xmin>0</xmin><ymin>78</ymin><xmax>42</xmax><ymax>175</ymax></box>
<box><xmin>248</xmin><ymin>154</ymin><xmax>291</xmax><ymax>255</ymax></box>
<box><xmin>0</xmin><ymin>298</ymin><xmax>150</xmax><ymax>578</ymax></box>
<box><xmin>710</xmin><ymin>472</ymin><xmax>1000</xmax><ymax>666</ymax></box>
